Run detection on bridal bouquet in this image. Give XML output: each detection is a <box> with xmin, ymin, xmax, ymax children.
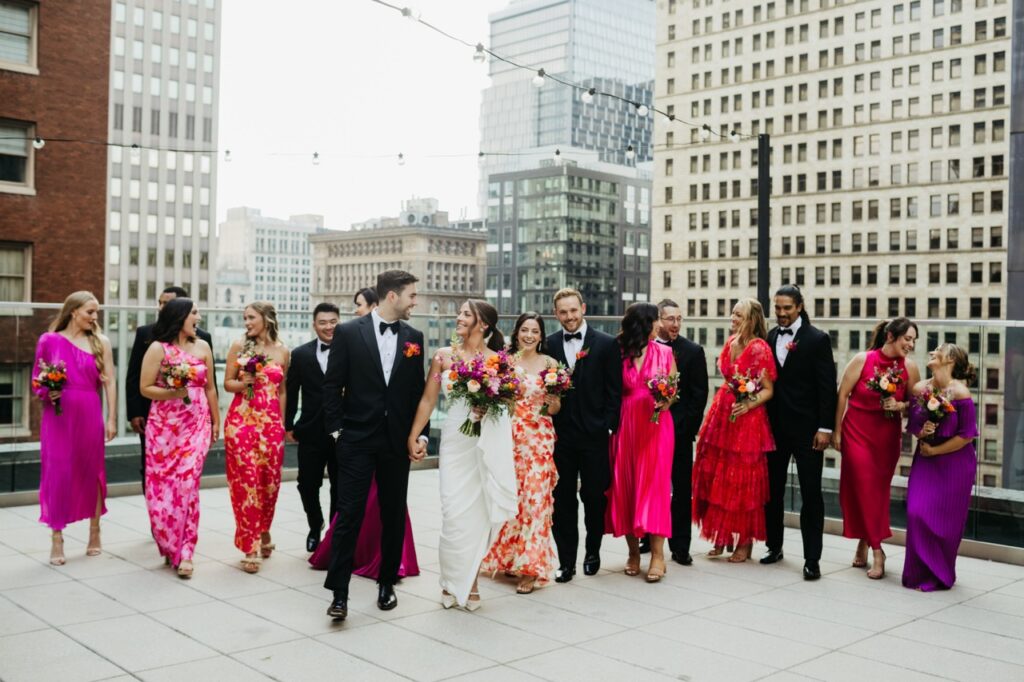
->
<box><xmin>236</xmin><ymin>344</ymin><xmax>267</xmax><ymax>400</ymax></box>
<box><xmin>916</xmin><ymin>387</ymin><xmax>956</xmax><ymax>439</ymax></box>
<box><xmin>446</xmin><ymin>350</ymin><xmax>522</xmax><ymax>436</ymax></box>
<box><xmin>32</xmin><ymin>360</ymin><xmax>68</xmax><ymax>415</ymax></box>
<box><xmin>866</xmin><ymin>362</ymin><xmax>905</xmax><ymax>418</ymax></box>
<box><xmin>646</xmin><ymin>372</ymin><xmax>679</xmax><ymax>424</ymax></box>
<box><xmin>538</xmin><ymin>363</ymin><xmax>573</xmax><ymax>415</ymax></box>
<box><xmin>726</xmin><ymin>370</ymin><xmax>763</xmax><ymax>422</ymax></box>
<box><xmin>160</xmin><ymin>359</ymin><xmax>198</xmax><ymax>405</ymax></box>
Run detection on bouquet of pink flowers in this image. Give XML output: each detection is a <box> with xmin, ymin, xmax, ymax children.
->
<box><xmin>916</xmin><ymin>387</ymin><xmax>956</xmax><ymax>439</ymax></box>
<box><xmin>646</xmin><ymin>372</ymin><xmax>679</xmax><ymax>424</ymax></box>
<box><xmin>32</xmin><ymin>360</ymin><xmax>68</xmax><ymax>415</ymax></box>
<box><xmin>866</xmin><ymin>362</ymin><xmax>905</xmax><ymax>418</ymax></box>
<box><xmin>236</xmin><ymin>345</ymin><xmax>267</xmax><ymax>400</ymax></box>
<box><xmin>538</xmin><ymin>363</ymin><xmax>573</xmax><ymax>415</ymax></box>
<box><xmin>446</xmin><ymin>350</ymin><xmax>522</xmax><ymax>436</ymax></box>
<box><xmin>726</xmin><ymin>370</ymin><xmax>763</xmax><ymax>422</ymax></box>
<box><xmin>161</xmin><ymin>359</ymin><xmax>198</xmax><ymax>405</ymax></box>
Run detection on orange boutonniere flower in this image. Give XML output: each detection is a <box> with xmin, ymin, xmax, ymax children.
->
<box><xmin>575</xmin><ymin>348</ymin><xmax>590</xmax><ymax>361</ymax></box>
<box><xmin>403</xmin><ymin>342</ymin><xmax>422</xmax><ymax>358</ymax></box>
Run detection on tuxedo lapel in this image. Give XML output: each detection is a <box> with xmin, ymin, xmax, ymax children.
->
<box><xmin>358</xmin><ymin>316</ymin><xmax>386</xmax><ymax>383</ymax></box>
<box><xmin>390</xmin><ymin>323</ymin><xmax>409</xmax><ymax>379</ymax></box>
<box><xmin>549</xmin><ymin>335</ymin><xmax>567</xmax><ymax>365</ymax></box>
<box><xmin>768</xmin><ymin>327</ymin><xmax>783</xmax><ymax>373</ymax></box>
<box><xmin>783</xmin><ymin>324</ymin><xmax>809</xmax><ymax>374</ymax></box>
<box><xmin>312</xmin><ymin>340</ymin><xmax>326</xmax><ymax>377</ymax></box>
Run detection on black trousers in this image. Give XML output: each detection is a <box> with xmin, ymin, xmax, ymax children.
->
<box><xmin>296</xmin><ymin>428</ymin><xmax>339</xmax><ymax>532</ymax></box>
<box><xmin>668</xmin><ymin>437</ymin><xmax>694</xmax><ymax>555</ymax></box>
<box><xmin>323</xmin><ymin>425</ymin><xmax>410</xmax><ymax>597</ymax></box>
<box><xmin>765</xmin><ymin>439</ymin><xmax>824</xmax><ymax>562</ymax></box>
<box><xmin>552</xmin><ymin>431</ymin><xmax>610</xmax><ymax>568</ymax></box>
<box><xmin>138</xmin><ymin>433</ymin><xmax>147</xmax><ymax>484</ymax></box>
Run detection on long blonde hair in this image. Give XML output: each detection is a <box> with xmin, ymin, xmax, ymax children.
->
<box><xmin>734</xmin><ymin>298</ymin><xmax>768</xmax><ymax>345</ymax></box>
<box><xmin>244</xmin><ymin>301</ymin><xmax>280</xmax><ymax>343</ymax></box>
<box><xmin>50</xmin><ymin>291</ymin><xmax>105</xmax><ymax>375</ymax></box>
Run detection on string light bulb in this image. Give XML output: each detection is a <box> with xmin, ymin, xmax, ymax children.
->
<box><xmin>398</xmin><ymin>153</ymin><xmax>406</xmax><ymax>166</ymax></box>
<box><xmin>224</xmin><ymin>149</ymin><xmax>232</xmax><ymax>163</ymax></box>
<box><xmin>473</xmin><ymin>43</ymin><xmax>486</xmax><ymax>64</ymax></box>
<box><xmin>552</xmin><ymin>148</ymin><xmax>561</xmax><ymax>162</ymax></box>
<box><xmin>532</xmin><ymin>68</ymin><xmax>546</xmax><ymax>88</ymax></box>
<box><xmin>401</xmin><ymin>6</ymin><xmax>420</xmax><ymax>21</ymax></box>
<box><xmin>312</xmin><ymin>151</ymin><xmax>321</xmax><ymax>165</ymax></box>
<box><xmin>130</xmin><ymin>143</ymin><xmax>141</xmax><ymax>159</ymax></box>
<box><xmin>625</xmin><ymin>144</ymin><xmax>636</xmax><ymax>160</ymax></box>
<box><xmin>635</xmin><ymin>103</ymin><xmax>649</xmax><ymax>117</ymax></box>
<box><xmin>699</xmin><ymin>124</ymin><xmax>712</xmax><ymax>141</ymax></box>
<box><xmin>580</xmin><ymin>87</ymin><xmax>595</xmax><ymax>104</ymax></box>
<box><xmin>32</xmin><ymin>137</ymin><xmax>45</xmax><ymax>150</ymax></box>
<box><xmin>729</xmin><ymin>130</ymin><xmax>741</xmax><ymax>143</ymax></box>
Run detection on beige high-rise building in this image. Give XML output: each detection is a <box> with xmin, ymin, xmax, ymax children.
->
<box><xmin>652</xmin><ymin>0</ymin><xmax>1011</xmax><ymax>483</ymax></box>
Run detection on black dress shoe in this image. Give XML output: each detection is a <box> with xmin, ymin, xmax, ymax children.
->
<box><xmin>306</xmin><ymin>528</ymin><xmax>321</xmax><ymax>553</ymax></box>
<box><xmin>327</xmin><ymin>594</ymin><xmax>348</xmax><ymax>621</ymax></box>
<box><xmin>638</xmin><ymin>535</ymin><xmax>651</xmax><ymax>554</ymax></box>
<box><xmin>759</xmin><ymin>549</ymin><xmax>784</xmax><ymax>565</ymax></box>
<box><xmin>554</xmin><ymin>566</ymin><xmax>575</xmax><ymax>583</ymax></box>
<box><xmin>671</xmin><ymin>551</ymin><xmax>693</xmax><ymax>566</ymax></box>
<box><xmin>582</xmin><ymin>553</ymin><xmax>601</xmax><ymax>576</ymax></box>
<box><xmin>377</xmin><ymin>583</ymin><xmax>398</xmax><ymax>611</ymax></box>
<box><xmin>803</xmin><ymin>561</ymin><xmax>821</xmax><ymax>581</ymax></box>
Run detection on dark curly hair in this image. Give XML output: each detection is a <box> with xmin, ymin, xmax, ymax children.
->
<box><xmin>617</xmin><ymin>302</ymin><xmax>659</xmax><ymax>359</ymax></box>
<box><xmin>152</xmin><ymin>298</ymin><xmax>196</xmax><ymax>343</ymax></box>
<box><xmin>508</xmin><ymin>312</ymin><xmax>547</xmax><ymax>354</ymax></box>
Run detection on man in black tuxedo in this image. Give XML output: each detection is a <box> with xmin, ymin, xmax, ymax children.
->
<box><xmin>286</xmin><ymin>302</ymin><xmax>342</xmax><ymax>553</ymax></box>
<box><xmin>762</xmin><ymin>285</ymin><xmax>837</xmax><ymax>580</ymax></box>
<box><xmin>654</xmin><ymin>299</ymin><xmax>709</xmax><ymax>566</ymax></box>
<box><xmin>322</xmin><ymin>270</ymin><xmax>427</xmax><ymax>621</ymax></box>
<box><xmin>545</xmin><ymin>288</ymin><xmax>622</xmax><ymax>582</ymax></box>
<box><xmin>125</xmin><ymin>286</ymin><xmax>213</xmax><ymax>484</ymax></box>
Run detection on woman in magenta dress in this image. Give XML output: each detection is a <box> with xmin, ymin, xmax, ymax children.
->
<box><xmin>903</xmin><ymin>344</ymin><xmax>977</xmax><ymax>591</ymax></box>
<box><xmin>606</xmin><ymin>303</ymin><xmax>677</xmax><ymax>582</ymax></box>
<box><xmin>309</xmin><ymin>288</ymin><xmax>419</xmax><ymax>579</ymax></box>
<box><xmin>224</xmin><ymin>301</ymin><xmax>289</xmax><ymax>574</ymax></box>
<box><xmin>692</xmin><ymin>298</ymin><xmax>776</xmax><ymax>563</ymax></box>
<box><xmin>834</xmin><ymin>317</ymin><xmax>920</xmax><ymax>579</ymax></box>
<box><xmin>33</xmin><ymin>291</ymin><xmax>117</xmax><ymax>565</ymax></box>
<box><xmin>139</xmin><ymin>298</ymin><xmax>220</xmax><ymax>578</ymax></box>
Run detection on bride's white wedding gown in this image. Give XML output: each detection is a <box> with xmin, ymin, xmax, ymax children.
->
<box><xmin>438</xmin><ymin>384</ymin><xmax>517</xmax><ymax>606</ymax></box>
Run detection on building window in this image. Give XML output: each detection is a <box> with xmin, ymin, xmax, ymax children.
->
<box><xmin>0</xmin><ymin>242</ymin><xmax>31</xmax><ymax>301</ymax></box>
<box><xmin>0</xmin><ymin>365</ymin><xmax>29</xmax><ymax>433</ymax></box>
<box><xmin>0</xmin><ymin>1</ymin><xmax>37</xmax><ymax>73</ymax></box>
<box><xmin>0</xmin><ymin>119</ymin><xmax>35</xmax><ymax>193</ymax></box>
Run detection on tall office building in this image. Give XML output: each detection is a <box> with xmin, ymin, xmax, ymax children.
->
<box><xmin>106</xmin><ymin>0</ymin><xmax>221</xmax><ymax>308</ymax></box>
<box><xmin>652</xmin><ymin>0</ymin><xmax>1011</xmax><ymax>483</ymax></box>
<box><xmin>478</xmin><ymin>0</ymin><xmax>657</xmax><ymax>212</ymax></box>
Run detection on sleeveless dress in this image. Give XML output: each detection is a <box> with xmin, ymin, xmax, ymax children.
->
<box><xmin>605</xmin><ymin>342</ymin><xmax>676</xmax><ymax>538</ymax></box>
<box><xmin>839</xmin><ymin>349</ymin><xmax>908</xmax><ymax>547</ymax></box>
<box><xmin>33</xmin><ymin>332</ymin><xmax>107</xmax><ymax>530</ymax></box>
<box><xmin>692</xmin><ymin>336</ymin><xmax>776</xmax><ymax>546</ymax></box>
<box><xmin>438</xmin><ymin>382</ymin><xmax>517</xmax><ymax>606</ymax></box>
<box><xmin>481</xmin><ymin>370</ymin><xmax>559</xmax><ymax>584</ymax></box>
<box><xmin>224</xmin><ymin>360</ymin><xmax>286</xmax><ymax>554</ymax></box>
<box><xmin>144</xmin><ymin>342</ymin><xmax>211</xmax><ymax>567</ymax></box>
<box><xmin>903</xmin><ymin>395</ymin><xmax>977</xmax><ymax>591</ymax></box>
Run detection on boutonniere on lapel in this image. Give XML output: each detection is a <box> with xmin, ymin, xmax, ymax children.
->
<box><xmin>575</xmin><ymin>348</ymin><xmax>590</xmax><ymax>362</ymax></box>
<box><xmin>785</xmin><ymin>340</ymin><xmax>798</xmax><ymax>352</ymax></box>
<box><xmin>403</xmin><ymin>342</ymin><xmax>422</xmax><ymax>358</ymax></box>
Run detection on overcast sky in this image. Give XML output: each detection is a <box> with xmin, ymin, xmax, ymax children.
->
<box><xmin>217</xmin><ymin>0</ymin><xmax>510</xmax><ymax>230</ymax></box>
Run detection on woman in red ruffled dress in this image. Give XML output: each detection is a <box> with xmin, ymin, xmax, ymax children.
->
<box><xmin>692</xmin><ymin>298</ymin><xmax>776</xmax><ymax>562</ymax></box>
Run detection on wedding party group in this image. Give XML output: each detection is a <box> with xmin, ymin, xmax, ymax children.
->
<box><xmin>32</xmin><ymin>272</ymin><xmax>979</xmax><ymax>624</ymax></box>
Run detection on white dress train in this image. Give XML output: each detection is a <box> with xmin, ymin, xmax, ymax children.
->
<box><xmin>438</xmin><ymin>385</ymin><xmax>517</xmax><ymax>606</ymax></box>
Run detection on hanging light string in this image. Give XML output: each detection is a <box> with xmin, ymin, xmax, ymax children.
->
<box><xmin>368</xmin><ymin>0</ymin><xmax>751</xmax><ymax>142</ymax></box>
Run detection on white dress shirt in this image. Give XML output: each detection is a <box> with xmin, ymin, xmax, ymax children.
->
<box><xmin>370</xmin><ymin>309</ymin><xmax>399</xmax><ymax>385</ymax></box>
<box><xmin>562</xmin><ymin>320</ymin><xmax>588</xmax><ymax>370</ymax></box>
<box><xmin>775</xmin><ymin>316</ymin><xmax>802</xmax><ymax>367</ymax></box>
<box><xmin>315</xmin><ymin>340</ymin><xmax>330</xmax><ymax>374</ymax></box>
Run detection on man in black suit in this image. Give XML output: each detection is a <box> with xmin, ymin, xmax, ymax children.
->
<box><xmin>545</xmin><ymin>288</ymin><xmax>622</xmax><ymax>582</ymax></box>
<box><xmin>125</xmin><ymin>286</ymin><xmax>213</xmax><ymax>484</ymax></box>
<box><xmin>654</xmin><ymin>299</ymin><xmax>709</xmax><ymax>566</ymax></box>
<box><xmin>322</xmin><ymin>270</ymin><xmax>427</xmax><ymax>621</ymax></box>
<box><xmin>286</xmin><ymin>302</ymin><xmax>342</xmax><ymax>553</ymax></box>
<box><xmin>762</xmin><ymin>285</ymin><xmax>838</xmax><ymax>580</ymax></box>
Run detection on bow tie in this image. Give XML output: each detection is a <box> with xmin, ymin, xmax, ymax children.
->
<box><xmin>379</xmin><ymin>320</ymin><xmax>400</xmax><ymax>335</ymax></box>
<box><xmin>779</xmin><ymin>328</ymin><xmax>794</xmax><ymax>336</ymax></box>
<box><xmin>319</xmin><ymin>343</ymin><xmax>330</xmax><ymax>353</ymax></box>
<box><xmin>564</xmin><ymin>331</ymin><xmax>583</xmax><ymax>342</ymax></box>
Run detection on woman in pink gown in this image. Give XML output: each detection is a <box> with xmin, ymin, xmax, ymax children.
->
<box><xmin>139</xmin><ymin>299</ymin><xmax>220</xmax><ymax>578</ymax></box>
<box><xmin>834</xmin><ymin>317</ymin><xmax>920</xmax><ymax>579</ymax></box>
<box><xmin>309</xmin><ymin>288</ymin><xmax>419</xmax><ymax>579</ymax></box>
<box><xmin>606</xmin><ymin>303</ymin><xmax>677</xmax><ymax>582</ymax></box>
<box><xmin>34</xmin><ymin>292</ymin><xmax>117</xmax><ymax>566</ymax></box>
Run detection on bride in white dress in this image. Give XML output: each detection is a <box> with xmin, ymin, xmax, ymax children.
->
<box><xmin>408</xmin><ymin>300</ymin><xmax>516</xmax><ymax>610</ymax></box>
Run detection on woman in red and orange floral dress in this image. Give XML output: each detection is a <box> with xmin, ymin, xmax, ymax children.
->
<box><xmin>223</xmin><ymin>302</ymin><xmax>289</xmax><ymax>574</ymax></box>
<box><xmin>692</xmin><ymin>298</ymin><xmax>776</xmax><ymax>563</ymax></box>
<box><xmin>482</xmin><ymin>313</ymin><xmax>560</xmax><ymax>594</ymax></box>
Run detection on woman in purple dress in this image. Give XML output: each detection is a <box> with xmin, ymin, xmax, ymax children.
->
<box><xmin>903</xmin><ymin>344</ymin><xmax>977</xmax><ymax>591</ymax></box>
<box><xmin>33</xmin><ymin>292</ymin><xmax>117</xmax><ymax>565</ymax></box>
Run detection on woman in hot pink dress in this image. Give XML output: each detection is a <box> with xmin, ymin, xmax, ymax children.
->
<box><xmin>139</xmin><ymin>298</ymin><xmax>220</xmax><ymax>578</ymax></box>
<box><xmin>692</xmin><ymin>299</ymin><xmax>776</xmax><ymax>563</ymax></box>
<box><xmin>834</xmin><ymin>317</ymin><xmax>920</xmax><ymax>579</ymax></box>
<box><xmin>33</xmin><ymin>292</ymin><xmax>117</xmax><ymax>566</ymax></box>
<box><xmin>224</xmin><ymin>302</ymin><xmax>289</xmax><ymax>574</ymax></box>
<box><xmin>605</xmin><ymin>303</ymin><xmax>677</xmax><ymax>582</ymax></box>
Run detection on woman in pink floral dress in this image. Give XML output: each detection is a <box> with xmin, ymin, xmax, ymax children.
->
<box><xmin>139</xmin><ymin>298</ymin><xmax>220</xmax><ymax>578</ymax></box>
<box><xmin>482</xmin><ymin>313</ymin><xmax>560</xmax><ymax>594</ymax></box>
<box><xmin>224</xmin><ymin>302</ymin><xmax>289</xmax><ymax>573</ymax></box>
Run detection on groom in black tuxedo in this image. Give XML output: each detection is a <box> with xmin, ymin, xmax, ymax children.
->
<box><xmin>762</xmin><ymin>285</ymin><xmax>837</xmax><ymax>580</ymax></box>
<box><xmin>286</xmin><ymin>302</ymin><xmax>342</xmax><ymax>553</ymax></box>
<box><xmin>322</xmin><ymin>271</ymin><xmax>428</xmax><ymax>620</ymax></box>
<box><xmin>545</xmin><ymin>288</ymin><xmax>622</xmax><ymax>582</ymax></box>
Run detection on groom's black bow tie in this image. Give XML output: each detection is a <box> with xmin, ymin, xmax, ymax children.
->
<box><xmin>379</xmin><ymin>320</ymin><xmax>400</xmax><ymax>336</ymax></box>
<box><xmin>564</xmin><ymin>331</ymin><xmax>583</xmax><ymax>342</ymax></box>
<box><xmin>319</xmin><ymin>343</ymin><xmax>330</xmax><ymax>353</ymax></box>
<box><xmin>779</xmin><ymin>328</ymin><xmax>794</xmax><ymax>336</ymax></box>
